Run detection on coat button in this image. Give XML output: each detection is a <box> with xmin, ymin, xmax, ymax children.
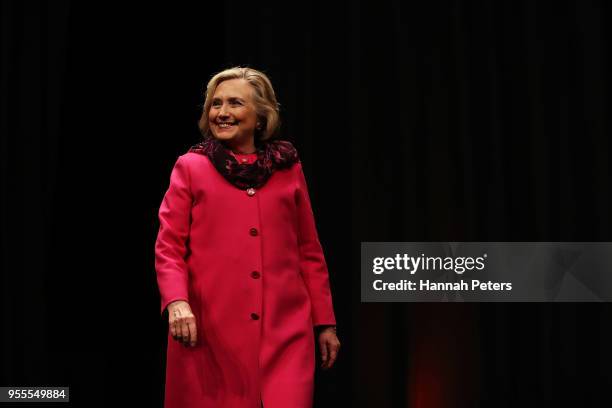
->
<box><xmin>251</xmin><ymin>313</ymin><xmax>260</xmax><ymax>320</ymax></box>
<box><xmin>246</xmin><ymin>188</ymin><xmax>255</xmax><ymax>196</ymax></box>
<box><xmin>251</xmin><ymin>271</ymin><xmax>260</xmax><ymax>279</ymax></box>
<box><xmin>249</xmin><ymin>227</ymin><xmax>258</xmax><ymax>236</ymax></box>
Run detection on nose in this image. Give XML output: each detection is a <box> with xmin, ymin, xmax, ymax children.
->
<box><xmin>218</xmin><ymin>103</ymin><xmax>230</xmax><ymax>118</ymax></box>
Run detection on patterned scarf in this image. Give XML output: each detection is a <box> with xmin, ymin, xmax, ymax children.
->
<box><xmin>188</xmin><ymin>137</ymin><xmax>299</xmax><ymax>189</ymax></box>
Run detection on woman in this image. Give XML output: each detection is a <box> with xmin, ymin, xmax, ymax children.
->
<box><xmin>155</xmin><ymin>66</ymin><xmax>341</xmax><ymax>408</ymax></box>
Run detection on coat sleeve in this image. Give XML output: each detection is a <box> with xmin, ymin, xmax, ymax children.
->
<box><xmin>155</xmin><ymin>155</ymin><xmax>192</xmax><ymax>316</ymax></box>
<box><xmin>294</xmin><ymin>161</ymin><xmax>337</xmax><ymax>327</ymax></box>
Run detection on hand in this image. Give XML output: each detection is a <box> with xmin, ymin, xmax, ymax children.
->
<box><xmin>318</xmin><ymin>326</ymin><xmax>341</xmax><ymax>370</ymax></box>
<box><xmin>167</xmin><ymin>300</ymin><xmax>197</xmax><ymax>347</ymax></box>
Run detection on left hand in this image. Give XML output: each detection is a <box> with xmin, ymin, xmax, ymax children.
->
<box><xmin>318</xmin><ymin>326</ymin><xmax>341</xmax><ymax>370</ymax></box>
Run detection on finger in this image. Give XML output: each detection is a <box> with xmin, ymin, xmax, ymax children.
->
<box><xmin>184</xmin><ymin>316</ymin><xmax>193</xmax><ymax>347</ymax></box>
<box><xmin>182</xmin><ymin>308</ymin><xmax>194</xmax><ymax>346</ymax></box>
<box><xmin>168</xmin><ymin>318</ymin><xmax>178</xmax><ymax>340</ymax></box>
<box><xmin>180</xmin><ymin>317</ymin><xmax>190</xmax><ymax>345</ymax></box>
<box><xmin>169</xmin><ymin>317</ymin><xmax>177</xmax><ymax>338</ymax></box>
<box><xmin>327</xmin><ymin>356</ymin><xmax>337</xmax><ymax>369</ymax></box>
<box><xmin>181</xmin><ymin>320</ymin><xmax>190</xmax><ymax>346</ymax></box>
<box><xmin>188</xmin><ymin>318</ymin><xmax>197</xmax><ymax>346</ymax></box>
<box><xmin>172</xmin><ymin>322</ymin><xmax>179</xmax><ymax>339</ymax></box>
<box><xmin>319</xmin><ymin>341</ymin><xmax>329</xmax><ymax>367</ymax></box>
<box><xmin>175</xmin><ymin>308</ymin><xmax>185</xmax><ymax>342</ymax></box>
<box><xmin>327</xmin><ymin>349</ymin><xmax>338</xmax><ymax>368</ymax></box>
<box><xmin>171</xmin><ymin>308</ymin><xmax>182</xmax><ymax>340</ymax></box>
<box><xmin>324</xmin><ymin>346</ymin><xmax>333</xmax><ymax>369</ymax></box>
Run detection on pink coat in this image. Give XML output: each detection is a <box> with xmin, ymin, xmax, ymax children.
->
<box><xmin>155</xmin><ymin>150</ymin><xmax>336</xmax><ymax>408</ymax></box>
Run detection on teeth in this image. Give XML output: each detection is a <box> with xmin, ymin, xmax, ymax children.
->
<box><xmin>218</xmin><ymin>123</ymin><xmax>235</xmax><ymax>128</ymax></box>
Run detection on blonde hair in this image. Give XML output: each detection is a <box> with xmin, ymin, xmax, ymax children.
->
<box><xmin>198</xmin><ymin>66</ymin><xmax>281</xmax><ymax>142</ymax></box>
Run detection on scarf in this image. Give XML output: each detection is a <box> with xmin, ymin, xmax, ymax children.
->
<box><xmin>188</xmin><ymin>137</ymin><xmax>299</xmax><ymax>190</ymax></box>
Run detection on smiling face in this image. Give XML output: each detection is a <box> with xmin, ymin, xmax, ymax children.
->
<box><xmin>208</xmin><ymin>78</ymin><xmax>259</xmax><ymax>150</ymax></box>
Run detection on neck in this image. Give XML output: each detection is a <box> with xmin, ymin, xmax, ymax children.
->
<box><xmin>223</xmin><ymin>137</ymin><xmax>256</xmax><ymax>154</ymax></box>
<box><xmin>232</xmin><ymin>147</ymin><xmax>256</xmax><ymax>154</ymax></box>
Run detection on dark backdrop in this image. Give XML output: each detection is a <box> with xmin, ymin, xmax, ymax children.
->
<box><xmin>1</xmin><ymin>1</ymin><xmax>611</xmax><ymax>407</ymax></box>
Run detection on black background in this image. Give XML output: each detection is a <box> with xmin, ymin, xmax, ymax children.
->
<box><xmin>1</xmin><ymin>1</ymin><xmax>612</xmax><ymax>407</ymax></box>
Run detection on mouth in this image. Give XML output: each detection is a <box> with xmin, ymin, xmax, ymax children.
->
<box><xmin>216</xmin><ymin>121</ymin><xmax>238</xmax><ymax>129</ymax></box>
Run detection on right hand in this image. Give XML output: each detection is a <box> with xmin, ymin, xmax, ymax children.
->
<box><xmin>167</xmin><ymin>300</ymin><xmax>197</xmax><ymax>347</ymax></box>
